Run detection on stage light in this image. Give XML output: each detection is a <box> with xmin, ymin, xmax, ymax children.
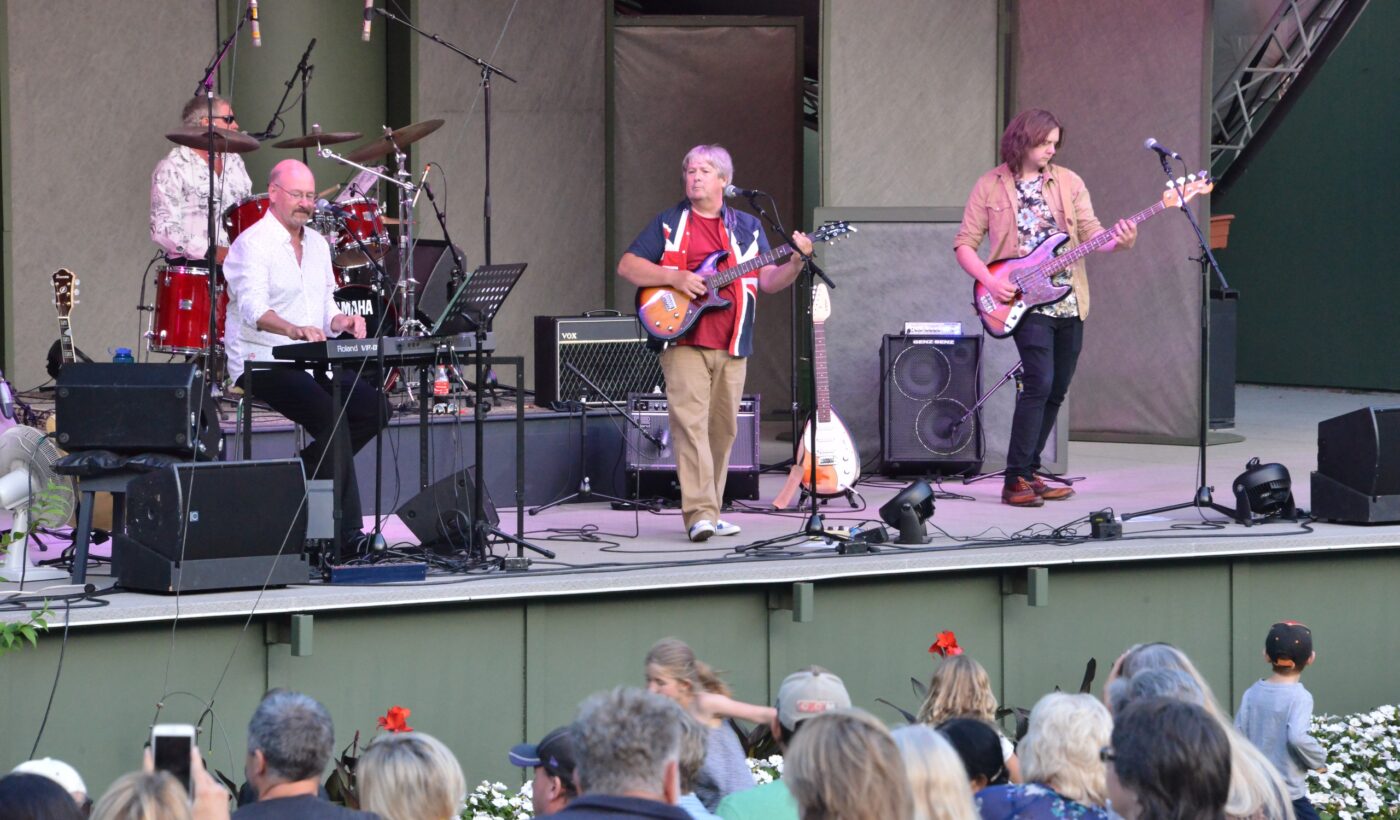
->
<box><xmin>879</xmin><ymin>480</ymin><xmax>935</xmax><ymax>544</ymax></box>
<box><xmin>1231</xmin><ymin>457</ymin><xmax>1297</xmax><ymax>526</ymax></box>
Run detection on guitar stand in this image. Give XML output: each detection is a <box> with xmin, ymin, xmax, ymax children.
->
<box><xmin>961</xmin><ymin>359</ymin><xmax>1080</xmax><ymax>487</ymax></box>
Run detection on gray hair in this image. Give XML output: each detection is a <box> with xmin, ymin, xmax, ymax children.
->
<box><xmin>681</xmin><ymin>144</ymin><xmax>734</xmax><ymax>184</ymax></box>
<box><xmin>572</xmin><ymin>686</ymin><xmax>684</xmax><ymax>797</ymax></box>
<box><xmin>182</xmin><ymin>94</ymin><xmax>231</xmax><ymax>126</ymax></box>
<box><xmin>1107</xmin><ymin>667</ymin><xmax>1205</xmax><ymax>715</ymax></box>
<box><xmin>1018</xmin><ymin>693</ymin><xmax>1111</xmax><ymax>807</ymax></box>
<box><xmin>246</xmin><ymin>690</ymin><xmax>334</xmax><ymax>782</ymax></box>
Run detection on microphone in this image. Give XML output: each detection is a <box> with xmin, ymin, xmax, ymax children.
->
<box><xmin>1144</xmin><ymin>138</ymin><xmax>1182</xmax><ymax>160</ymax></box>
<box><xmin>250</xmin><ymin>0</ymin><xmax>261</xmax><ymax>46</ymax></box>
<box><xmin>362</xmin><ymin>0</ymin><xmax>373</xmax><ymax>42</ymax></box>
<box><xmin>723</xmin><ymin>184</ymin><xmax>763</xmax><ymax>198</ymax></box>
<box><xmin>410</xmin><ymin>164</ymin><xmax>432</xmax><ymax>209</ymax></box>
<box><xmin>0</xmin><ymin>368</ymin><xmax>14</xmax><ymax>420</ymax></box>
<box><xmin>316</xmin><ymin>198</ymin><xmax>349</xmax><ymax>218</ymax></box>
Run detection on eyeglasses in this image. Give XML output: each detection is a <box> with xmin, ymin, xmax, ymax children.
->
<box><xmin>207</xmin><ymin>114</ymin><xmax>237</xmax><ymax>125</ymax></box>
<box><xmin>1099</xmin><ymin>745</ymin><xmax>1116</xmax><ymax>763</ymax></box>
<box><xmin>272</xmin><ymin>183</ymin><xmax>316</xmax><ymax>202</ymax></box>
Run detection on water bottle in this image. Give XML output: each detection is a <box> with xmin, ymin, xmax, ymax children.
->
<box><xmin>112</xmin><ymin>347</ymin><xmax>135</xmax><ymax>364</ymax></box>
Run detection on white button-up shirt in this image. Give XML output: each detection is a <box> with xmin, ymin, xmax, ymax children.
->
<box><xmin>223</xmin><ymin>211</ymin><xmax>340</xmax><ymax>382</ymax></box>
<box><xmin>150</xmin><ymin>145</ymin><xmax>253</xmax><ymax>260</ymax></box>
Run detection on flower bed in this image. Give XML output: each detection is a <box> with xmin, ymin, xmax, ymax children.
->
<box><xmin>1307</xmin><ymin>704</ymin><xmax>1400</xmax><ymax>819</ymax></box>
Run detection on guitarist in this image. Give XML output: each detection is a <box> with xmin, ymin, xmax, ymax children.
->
<box><xmin>618</xmin><ymin>144</ymin><xmax>813</xmax><ymax>541</ymax></box>
<box><xmin>953</xmin><ymin>109</ymin><xmax>1136</xmax><ymax>507</ymax></box>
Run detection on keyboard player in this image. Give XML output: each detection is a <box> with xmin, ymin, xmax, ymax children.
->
<box><xmin>224</xmin><ymin>159</ymin><xmax>388</xmax><ymax>552</ymax></box>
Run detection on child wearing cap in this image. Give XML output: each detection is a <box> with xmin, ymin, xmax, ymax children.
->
<box><xmin>1234</xmin><ymin>621</ymin><xmax>1328</xmax><ymax>820</ymax></box>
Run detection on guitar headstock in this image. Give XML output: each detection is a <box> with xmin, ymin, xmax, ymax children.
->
<box><xmin>812</xmin><ymin>220</ymin><xmax>857</xmax><ymax>245</ymax></box>
<box><xmin>1160</xmin><ymin>172</ymin><xmax>1214</xmax><ymax>208</ymax></box>
<box><xmin>811</xmin><ymin>282</ymin><xmax>832</xmax><ymax>324</ymax></box>
<box><xmin>52</xmin><ymin>268</ymin><xmax>79</xmax><ymax>318</ymax></box>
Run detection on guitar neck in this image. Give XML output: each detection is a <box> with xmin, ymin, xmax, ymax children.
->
<box><xmin>707</xmin><ymin>242</ymin><xmax>796</xmax><ymax>290</ymax></box>
<box><xmin>813</xmin><ymin>321</ymin><xmax>831</xmax><ymax>423</ymax></box>
<box><xmin>57</xmin><ymin>316</ymin><xmax>75</xmax><ymax>364</ymax></box>
<box><xmin>1037</xmin><ymin>198</ymin><xmax>1172</xmax><ymax>276</ymax></box>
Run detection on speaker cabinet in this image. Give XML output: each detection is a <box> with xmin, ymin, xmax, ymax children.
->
<box><xmin>534</xmin><ymin>315</ymin><xmax>665</xmax><ymax>407</ymax></box>
<box><xmin>117</xmin><ymin>459</ymin><xmax>309</xmax><ymax>592</ymax></box>
<box><xmin>625</xmin><ymin>393</ymin><xmax>761</xmax><ymax>501</ymax></box>
<box><xmin>55</xmin><ymin>363</ymin><xmax>222</xmax><ymax>459</ymax></box>
<box><xmin>394</xmin><ymin>468</ymin><xmax>500</xmax><ymax>553</ymax></box>
<box><xmin>880</xmin><ymin>335</ymin><xmax>984</xmax><ymax>475</ymax></box>
<box><xmin>1312</xmin><ymin>406</ymin><xmax>1400</xmax><ymax>523</ymax></box>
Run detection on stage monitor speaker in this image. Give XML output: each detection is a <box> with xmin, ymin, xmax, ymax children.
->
<box><xmin>117</xmin><ymin>459</ymin><xmax>309</xmax><ymax>592</ymax></box>
<box><xmin>394</xmin><ymin>467</ymin><xmax>500</xmax><ymax>554</ymax></box>
<box><xmin>534</xmin><ymin>314</ymin><xmax>664</xmax><ymax>407</ymax></box>
<box><xmin>1311</xmin><ymin>405</ymin><xmax>1400</xmax><ymax>523</ymax></box>
<box><xmin>380</xmin><ymin>239</ymin><xmax>465</xmax><ymax>323</ymax></box>
<box><xmin>55</xmin><ymin>363</ymin><xmax>222</xmax><ymax>459</ymax></box>
<box><xmin>880</xmin><ymin>334</ymin><xmax>984</xmax><ymax>475</ymax></box>
<box><xmin>625</xmin><ymin>394</ymin><xmax>760</xmax><ymax>501</ymax></box>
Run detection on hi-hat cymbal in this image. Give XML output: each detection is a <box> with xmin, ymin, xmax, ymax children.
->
<box><xmin>273</xmin><ymin>130</ymin><xmax>363</xmax><ymax>149</ymax></box>
<box><xmin>166</xmin><ymin>126</ymin><xmax>260</xmax><ymax>154</ymax></box>
<box><xmin>345</xmin><ymin>119</ymin><xmax>445</xmax><ymax>164</ymax></box>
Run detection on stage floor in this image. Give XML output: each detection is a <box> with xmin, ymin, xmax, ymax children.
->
<box><xmin>3</xmin><ymin>385</ymin><xmax>1397</xmax><ymax>626</ymax></box>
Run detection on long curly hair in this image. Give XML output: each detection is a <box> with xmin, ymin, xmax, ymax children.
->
<box><xmin>916</xmin><ymin>655</ymin><xmax>999</xmax><ymax>726</ymax></box>
<box><xmin>1000</xmin><ymin>109</ymin><xmax>1063</xmax><ymax>172</ymax></box>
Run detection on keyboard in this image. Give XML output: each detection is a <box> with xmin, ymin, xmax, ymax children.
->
<box><xmin>272</xmin><ymin>332</ymin><xmax>496</xmax><ymax>364</ymax></box>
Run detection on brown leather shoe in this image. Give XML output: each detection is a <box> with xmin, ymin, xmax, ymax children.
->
<box><xmin>1029</xmin><ymin>476</ymin><xmax>1075</xmax><ymax>500</ymax></box>
<box><xmin>1002</xmin><ymin>478</ymin><xmax>1044</xmax><ymax>507</ymax></box>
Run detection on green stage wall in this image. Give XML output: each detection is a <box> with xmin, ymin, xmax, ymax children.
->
<box><xmin>2</xmin><ymin>548</ymin><xmax>1397</xmax><ymax>798</ymax></box>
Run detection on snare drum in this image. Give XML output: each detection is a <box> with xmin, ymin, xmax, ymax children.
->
<box><xmin>325</xmin><ymin>198</ymin><xmax>388</xmax><ymax>271</ymax></box>
<box><xmin>222</xmin><ymin>194</ymin><xmax>271</xmax><ymax>244</ymax></box>
<box><xmin>148</xmin><ymin>265</ymin><xmax>227</xmax><ymax>354</ymax></box>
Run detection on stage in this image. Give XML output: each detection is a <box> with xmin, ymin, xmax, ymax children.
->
<box><xmin>4</xmin><ymin>384</ymin><xmax>1396</xmax><ymax>627</ymax></box>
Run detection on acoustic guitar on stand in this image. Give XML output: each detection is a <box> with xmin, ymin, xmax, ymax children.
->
<box><xmin>636</xmin><ymin>221</ymin><xmax>854</xmax><ymax>342</ymax></box>
<box><xmin>974</xmin><ymin>173</ymin><xmax>1213</xmax><ymax>337</ymax></box>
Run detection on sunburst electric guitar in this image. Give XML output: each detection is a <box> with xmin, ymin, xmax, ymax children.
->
<box><xmin>773</xmin><ymin>283</ymin><xmax>860</xmax><ymax>508</ymax></box>
<box><xmin>636</xmin><ymin>221</ymin><xmax>855</xmax><ymax>342</ymax></box>
<box><xmin>974</xmin><ymin>173</ymin><xmax>1213</xmax><ymax>337</ymax></box>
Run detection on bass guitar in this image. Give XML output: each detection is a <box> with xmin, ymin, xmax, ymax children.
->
<box><xmin>973</xmin><ymin>173</ymin><xmax>1213</xmax><ymax>337</ymax></box>
<box><xmin>636</xmin><ymin>220</ymin><xmax>855</xmax><ymax>342</ymax></box>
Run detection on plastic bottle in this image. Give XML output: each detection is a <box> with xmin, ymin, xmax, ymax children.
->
<box><xmin>112</xmin><ymin>347</ymin><xmax>135</xmax><ymax>364</ymax></box>
<box><xmin>433</xmin><ymin>365</ymin><xmax>450</xmax><ymax>397</ymax></box>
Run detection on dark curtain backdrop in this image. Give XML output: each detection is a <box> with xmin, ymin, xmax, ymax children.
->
<box><xmin>611</xmin><ymin>21</ymin><xmax>803</xmax><ymax>414</ymax></box>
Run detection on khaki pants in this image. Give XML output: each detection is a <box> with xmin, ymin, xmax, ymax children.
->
<box><xmin>659</xmin><ymin>345</ymin><xmax>747</xmax><ymax>529</ymax></box>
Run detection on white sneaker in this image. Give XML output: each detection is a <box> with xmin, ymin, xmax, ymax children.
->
<box><xmin>714</xmin><ymin>520</ymin><xmax>742</xmax><ymax>537</ymax></box>
<box><xmin>688</xmin><ymin>520</ymin><xmax>716</xmax><ymax>542</ymax></box>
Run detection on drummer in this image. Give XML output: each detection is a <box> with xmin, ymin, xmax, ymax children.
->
<box><xmin>150</xmin><ymin>94</ymin><xmax>253</xmax><ymax>266</ymax></box>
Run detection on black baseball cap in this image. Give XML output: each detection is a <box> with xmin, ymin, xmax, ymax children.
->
<box><xmin>509</xmin><ymin>726</ymin><xmax>576</xmax><ymax>782</ymax></box>
<box><xmin>1266</xmin><ymin>621</ymin><xmax>1313</xmax><ymax>669</ymax></box>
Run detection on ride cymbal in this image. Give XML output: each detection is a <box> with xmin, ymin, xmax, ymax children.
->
<box><xmin>165</xmin><ymin>126</ymin><xmax>260</xmax><ymax>154</ymax></box>
<box><xmin>273</xmin><ymin>130</ymin><xmax>363</xmax><ymax>149</ymax></box>
<box><xmin>344</xmin><ymin>119</ymin><xmax>445</xmax><ymax>163</ymax></box>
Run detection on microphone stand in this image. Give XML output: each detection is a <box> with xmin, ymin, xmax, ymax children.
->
<box><xmin>251</xmin><ymin>39</ymin><xmax>317</xmax><ymax>163</ymax></box>
<box><xmin>371</xmin><ymin>6</ymin><xmax>516</xmax><ymax>266</ymax></box>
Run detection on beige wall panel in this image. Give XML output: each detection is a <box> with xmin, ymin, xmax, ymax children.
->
<box><xmin>416</xmin><ymin>1</ymin><xmax>607</xmax><ymax>380</ymax></box>
<box><xmin>823</xmin><ymin>0</ymin><xmax>999</xmax><ymax>207</ymax></box>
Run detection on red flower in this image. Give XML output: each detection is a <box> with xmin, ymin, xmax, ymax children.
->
<box><xmin>929</xmin><ymin>631</ymin><xmax>963</xmax><ymax>658</ymax></box>
<box><xmin>377</xmin><ymin>705</ymin><xmax>413</xmax><ymax>733</ymax></box>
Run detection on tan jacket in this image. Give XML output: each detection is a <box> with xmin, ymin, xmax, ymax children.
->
<box><xmin>953</xmin><ymin>163</ymin><xmax>1104</xmax><ymax>320</ymax></box>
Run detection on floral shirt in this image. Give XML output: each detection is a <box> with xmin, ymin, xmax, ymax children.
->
<box><xmin>976</xmin><ymin>782</ymin><xmax>1117</xmax><ymax>820</ymax></box>
<box><xmin>150</xmin><ymin>145</ymin><xmax>253</xmax><ymax>260</ymax></box>
<box><xmin>1015</xmin><ymin>176</ymin><xmax>1079</xmax><ymax>319</ymax></box>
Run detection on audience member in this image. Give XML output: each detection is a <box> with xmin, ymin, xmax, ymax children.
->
<box><xmin>0</xmin><ymin>772</ymin><xmax>84</xmax><ymax>820</ymax></box>
<box><xmin>556</xmin><ymin>686</ymin><xmax>691</xmax><ymax>819</ymax></box>
<box><xmin>1106</xmin><ymin>667</ymin><xmax>1204</xmax><ymax>715</ymax></box>
<box><xmin>10</xmin><ymin>758</ymin><xmax>88</xmax><ymax>814</ymax></box>
<box><xmin>891</xmin><ymin>724</ymin><xmax>979</xmax><ymax>820</ymax></box>
<box><xmin>1106</xmin><ymin>643</ymin><xmax>1292</xmax><ymax>820</ymax></box>
<box><xmin>717</xmin><ymin>666</ymin><xmax>852</xmax><ymax>820</ymax></box>
<box><xmin>358</xmin><ymin>732</ymin><xmax>465</xmax><ymax>820</ymax></box>
<box><xmin>784</xmin><ymin>709</ymin><xmax>913</xmax><ymax>820</ymax></box>
<box><xmin>916</xmin><ymin>656</ymin><xmax>1021</xmax><ymax>783</ymax></box>
<box><xmin>508</xmin><ymin>726</ymin><xmax>579</xmax><ymax>816</ymax></box>
<box><xmin>1106</xmin><ymin>697</ymin><xmax>1231</xmax><ymax>820</ymax></box>
<box><xmin>645</xmin><ymin>638</ymin><xmax>771</xmax><ymax>809</ymax></box>
<box><xmin>233</xmin><ymin>690</ymin><xmax>377</xmax><ymax>819</ymax></box>
<box><xmin>90</xmin><ymin>771</ymin><xmax>192</xmax><ymax>820</ymax></box>
<box><xmin>935</xmin><ymin>719</ymin><xmax>1010</xmax><ymax>792</ymax></box>
<box><xmin>1235</xmin><ymin>622</ymin><xmax>1327</xmax><ymax>820</ymax></box>
<box><xmin>675</xmin><ymin>713</ymin><xmax>720</xmax><ymax>819</ymax></box>
<box><xmin>976</xmin><ymin>693</ymin><xmax>1113</xmax><ymax>820</ymax></box>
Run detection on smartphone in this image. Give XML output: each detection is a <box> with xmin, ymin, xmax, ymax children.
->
<box><xmin>151</xmin><ymin>723</ymin><xmax>196</xmax><ymax>798</ymax></box>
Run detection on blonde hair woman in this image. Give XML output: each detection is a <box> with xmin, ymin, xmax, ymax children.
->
<box><xmin>785</xmin><ymin>709</ymin><xmax>913</xmax><ymax>820</ymax></box>
<box><xmin>891</xmin><ymin>724</ymin><xmax>979</xmax><ymax>820</ymax></box>
<box><xmin>916</xmin><ymin>655</ymin><xmax>1021</xmax><ymax>782</ymax></box>
<box><xmin>977</xmin><ymin>693</ymin><xmax>1115</xmax><ymax>820</ymax></box>
<box><xmin>91</xmin><ymin>772</ymin><xmax>193</xmax><ymax>820</ymax></box>
<box><xmin>358</xmin><ymin>732</ymin><xmax>466</xmax><ymax>820</ymax></box>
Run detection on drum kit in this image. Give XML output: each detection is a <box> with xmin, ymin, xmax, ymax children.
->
<box><xmin>148</xmin><ymin>119</ymin><xmax>445</xmax><ymax>364</ymax></box>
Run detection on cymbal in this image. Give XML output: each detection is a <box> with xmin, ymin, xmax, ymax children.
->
<box><xmin>166</xmin><ymin>126</ymin><xmax>260</xmax><ymax>154</ymax></box>
<box><xmin>345</xmin><ymin>119</ymin><xmax>445</xmax><ymax>164</ymax></box>
<box><xmin>272</xmin><ymin>130</ymin><xmax>363</xmax><ymax>149</ymax></box>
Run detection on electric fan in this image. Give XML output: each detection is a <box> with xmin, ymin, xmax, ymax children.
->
<box><xmin>0</xmin><ymin>425</ymin><xmax>76</xmax><ymax>583</ymax></box>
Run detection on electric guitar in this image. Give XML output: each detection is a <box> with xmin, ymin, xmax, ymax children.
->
<box><xmin>636</xmin><ymin>221</ymin><xmax>855</xmax><ymax>342</ymax></box>
<box><xmin>773</xmin><ymin>283</ymin><xmax>860</xmax><ymax>507</ymax></box>
<box><xmin>973</xmin><ymin>173</ymin><xmax>1213</xmax><ymax>337</ymax></box>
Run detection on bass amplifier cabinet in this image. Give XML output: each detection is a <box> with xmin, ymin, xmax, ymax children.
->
<box><xmin>55</xmin><ymin>362</ymin><xmax>223</xmax><ymax>459</ymax></box>
<box><xmin>880</xmin><ymin>334</ymin><xmax>984</xmax><ymax>475</ymax></box>
<box><xmin>625</xmin><ymin>393</ymin><xmax>761</xmax><ymax>501</ymax></box>
<box><xmin>534</xmin><ymin>314</ymin><xmax>665</xmax><ymax>407</ymax></box>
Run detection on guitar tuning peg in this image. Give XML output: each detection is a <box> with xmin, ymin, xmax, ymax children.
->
<box><xmin>1175</xmin><ymin>176</ymin><xmax>1186</xmax><ymax>186</ymax></box>
<box><xmin>1187</xmin><ymin>173</ymin><xmax>1197</xmax><ymax>182</ymax></box>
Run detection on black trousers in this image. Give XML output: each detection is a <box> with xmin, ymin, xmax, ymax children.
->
<box><xmin>240</xmin><ymin>367</ymin><xmax>388</xmax><ymax>537</ymax></box>
<box><xmin>1006</xmin><ymin>313</ymin><xmax>1083</xmax><ymax>482</ymax></box>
